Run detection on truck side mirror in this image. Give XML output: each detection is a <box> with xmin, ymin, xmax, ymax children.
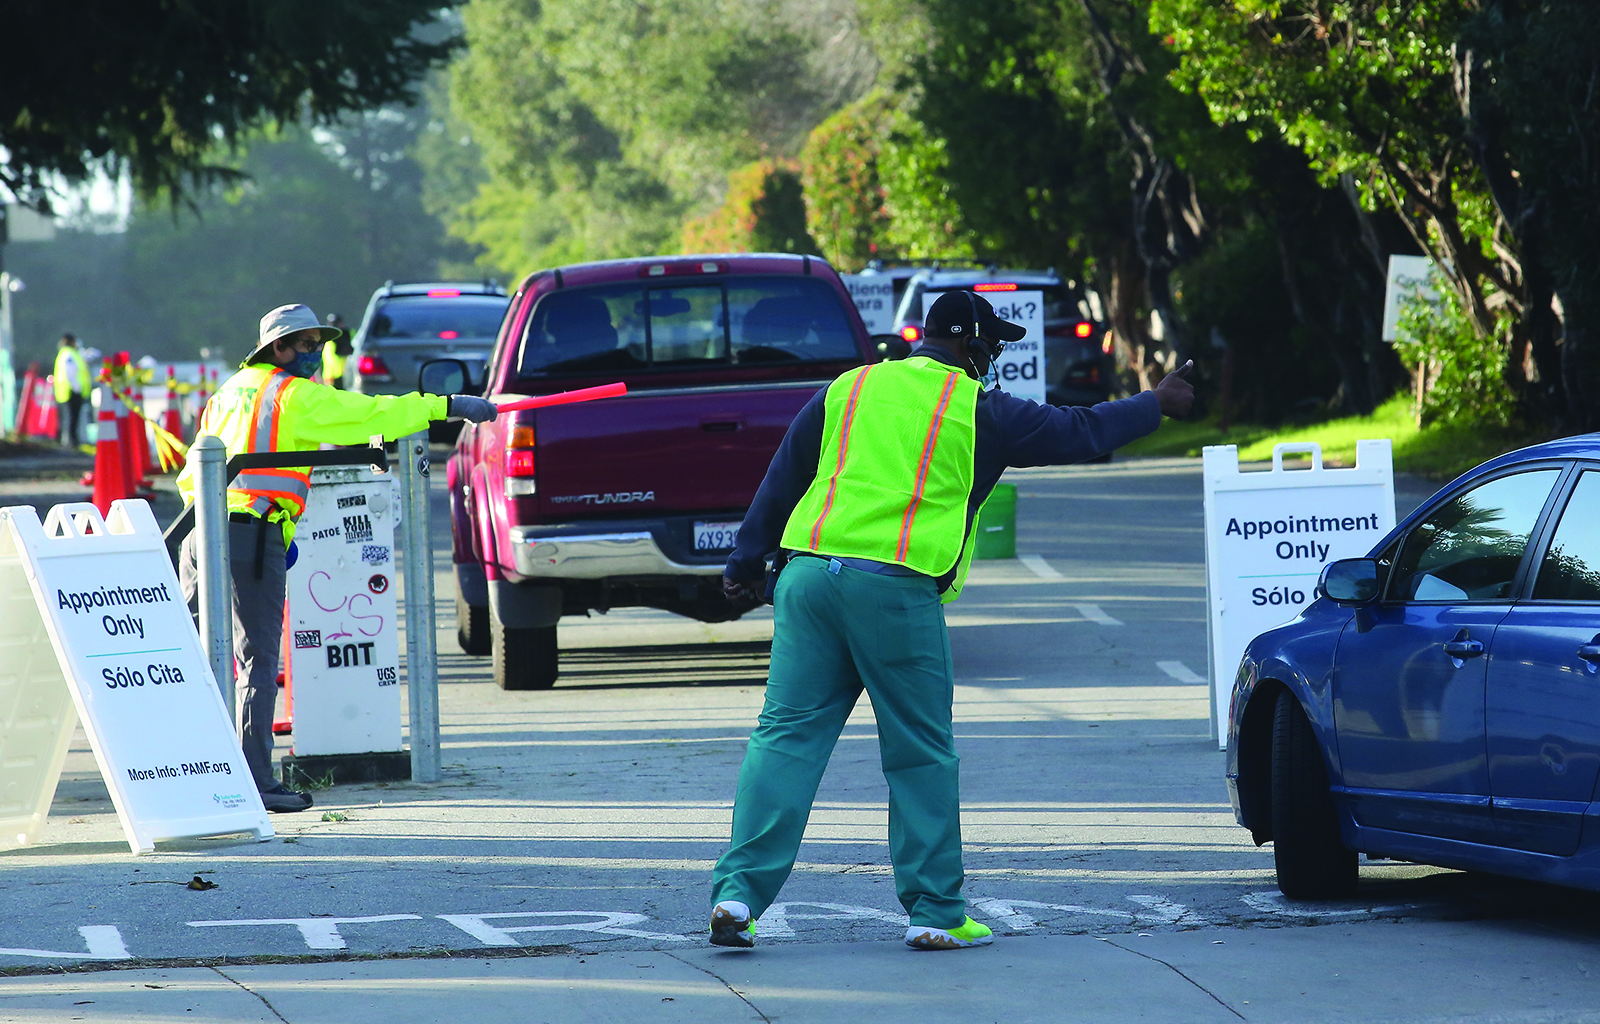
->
<box><xmin>418</xmin><ymin>358</ymin><xmax>470</xmax><ymax>397</ymax></box>
<box><xmin>1319</xmin><ymin>558</ymin><xmax>1379</xmax><ymax>605</ymax></box>
<box><xmin>873</xmin><ymin>334</ymin><xmax>912</xmax><ymax>361</ymax></box>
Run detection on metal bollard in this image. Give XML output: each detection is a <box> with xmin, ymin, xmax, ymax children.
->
<box><xmin>190</xmin><ymin>435</ymin><xmax>235</xmax><ymax>715</ymax></box>
<box><xmin>398</xmin><ymin>430</ymin><xmax>441</xmax><ymax>782</ymax></box>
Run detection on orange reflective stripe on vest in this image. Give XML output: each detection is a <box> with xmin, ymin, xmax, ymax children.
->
<box><xmin>228</xmin><ymin>369</ymin><xmax>310</xmax><ymax>516</ymax></box>
<box><xmin>808</xmin><ymin>364</ymin><xmax>873</xmax><ymax>550</ymax></box>
<box><xmin>897</xmin><ymin>369</ymin><xmax>961</xmax><ymax>562</ymax></box>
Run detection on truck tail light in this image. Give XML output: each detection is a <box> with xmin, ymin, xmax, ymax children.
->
<box><xmin>357</xmin><ymin>354</ymin><xmax>392</xmax><ymax>382</ymax></box>
<box><xmin>900</xmin><ymin>324</ymin><xmax>922</xmax><ymax>343</ymax></box>
<box><xmin>505</xmin><ymin>423</ymin><xmax>536</xmax><ymax>497</ymax></box>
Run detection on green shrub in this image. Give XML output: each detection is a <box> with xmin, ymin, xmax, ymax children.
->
<box><xmin>1395</xmin><ymin>271</ymin><xmax>1516</xmax><ymax>428</ymax></box>
<box><xmin>681</xmin><ymin>161</ymin><xmax>817</xmax><ymax>255</ymax></box>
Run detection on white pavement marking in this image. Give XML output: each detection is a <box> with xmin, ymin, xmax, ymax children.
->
<box><xmin>1241</xmin><ymin>891</ymin><xmax>1423</xmax><ymax>918</ymax></box>
<box><xmin>1019</xmin><ymin>554</ymin><xmax>1064</xmax><ymax>580</ymax></box>
<box><xmin>0</xmin><ymin>926</ymin><xmax>130</xmax><ymax>960</ymax></box>
<box><xmin>438</xmin><ymin>912</ymin><xmax>692</xmax><ymax>945</ymax></box>
<box><xmin>971</xmin><ymin>899</ymin><xmax>1134</xmax><ymax>931</ymax></box>
<box><xmin>1074</xmin><ymin>603</ymin><xmax>1123</xmax><ymax>626</ymax></box>
<box><xmin>1126</xmin><ymin>895</ymin><xmax>1208</xmax><ymax>926</ymax></box>
<box><xmin>1156</xmin><ymin>660</ymin><xmax>1206</xmax><ymax>684</ymax></box>
<box><xmin>187</xmin><ymin>915</ymin><xmax>422</xmax><ymax>950</ymax></box>
<box><xmin>756</xmin><ymin>902</ymin><xmax>911</xmax><ymax>940</ymax></box>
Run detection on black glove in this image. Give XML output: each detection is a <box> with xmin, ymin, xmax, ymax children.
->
<box><xmin>723</xmin><ymin>575</ymin><xmax>763</xmax><ymax>613</ymax></box>
<box><xmin>448</xmin><ymin>395</ymin><xmax>498</xmax><ymax>423</ymax></box>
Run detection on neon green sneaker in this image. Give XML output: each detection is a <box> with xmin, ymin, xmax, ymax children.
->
<box><xmin>905</xmin><ymin>917</ymin><xmax>993</xmax><ymax>950</ymax></box>
<box><xmin>709</xmin><ymin>900</ymin><xmax>756</xmax><ymax>948</ymax></box>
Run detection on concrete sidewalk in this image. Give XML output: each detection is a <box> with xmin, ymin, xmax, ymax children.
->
<box><xmin>5</xmin><ymin>919</ymin><xmax>1598</xmax><ymax>1024</ymax></box>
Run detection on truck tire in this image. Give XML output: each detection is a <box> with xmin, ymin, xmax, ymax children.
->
<box><xmin>456</xmin><ymin>592</ymin><xmax>489</xmax><ymax>657</ymax></box>
<box><xmin>492</xmin><ymin>617</ymin><xmax>558</xmax><ymax>691</ymax></box>
<box><xmin>1270</xmin><ymin>689</ymin><xmax>1358</xmax><ymax>898</ymax></box>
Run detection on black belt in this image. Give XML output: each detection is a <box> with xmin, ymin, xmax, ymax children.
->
<box><xmin>792</xmin><ymin>552</ymin><xmax>927</xmax><ymax>578</ymax></box>
<box><xmin>228</xmin><ymin>512</ymin><xmax>257</xmax><ymax>524</ymax></box>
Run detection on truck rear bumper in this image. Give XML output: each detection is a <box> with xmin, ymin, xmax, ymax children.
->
<box><xmin>508</xmin><ymin>521</ymin><xmax>730</xmax><ymax>579</ymax></box>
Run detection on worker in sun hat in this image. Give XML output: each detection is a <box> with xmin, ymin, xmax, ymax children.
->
<box><xmin>175</xmin><ymin>303</ymin><xmax>499</xmax><ymax>813</ymax></box>
<box><xmin>710</xmin><ymin>290</ymin><xmax>1195</xmax><ymax>950</ymax></box>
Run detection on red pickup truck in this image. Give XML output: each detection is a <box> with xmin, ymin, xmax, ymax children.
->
<box><xmin>447</xmin><ymin>253</ymin><xmax>876</xmax><ymax>689</ymax></box>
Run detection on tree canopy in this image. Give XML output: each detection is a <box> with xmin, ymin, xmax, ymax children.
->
<box><xmin>0</xmin><ymin>0</ymin><xmax>456</xmax><ymax>210</ymax></box>
<box><xmin>9</xmin><ymin>0</ymin><xmax>1599</xmax><ymax>433</ymax></box>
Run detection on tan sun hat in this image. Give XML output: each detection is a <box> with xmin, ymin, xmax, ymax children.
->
<box><xmin>245</xmin><ymin>304</ymin><xmax>344</xmax><ymax>365</ymax></box>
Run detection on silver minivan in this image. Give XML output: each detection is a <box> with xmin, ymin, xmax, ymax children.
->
<box><xmin>345</xmin><ymin>280</ymin><xmax>510</xmax><ymax>396</ymax></box>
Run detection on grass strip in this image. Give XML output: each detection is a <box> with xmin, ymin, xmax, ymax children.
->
<box><xmin>1118</xmin><ymin>394</ymin><xmax>1549</xmax><ymax>480</ymax></box>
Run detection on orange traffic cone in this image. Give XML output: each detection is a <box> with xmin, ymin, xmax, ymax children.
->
<box><xmin>90</xmin><ymin>386</ymin><xmax>129</xmax><ymax>515</ymax></box>
<box><xmin>163</xmin><ymin>366</ymin><xmax>183</xmax><ymax>444</ymax></box>
<box><xmin>14</xmin><ymin>365</ymin><xmax>37</xmax><ymax>436</ymax></box>
<box><xmin>274</xmin><ymin>606</ymin><xmax>294</xmax><ymax>736</ymax></box>
<box><xmin>126</xmin><ymin>387</ymin><xmax>154</xmax><ymax>491</ymax></box>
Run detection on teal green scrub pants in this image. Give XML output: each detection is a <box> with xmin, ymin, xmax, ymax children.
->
<box><xmin>711</xmin><ymin>556</ymin><xmax>966</xmax><ymax>929</ymax></box>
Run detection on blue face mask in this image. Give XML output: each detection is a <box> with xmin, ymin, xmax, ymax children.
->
<box><xmin>979</xmin><ymin>361</ymin><xmax>1000</xmax><ymax>391</ymax></box>
<box><xmin>971</xmin><ymin>341</ymin><xmax>1000</xmax><ymax>390</ymax></box>
<box><xmin>286</xmin><ymin>349</ymin><xmax>323</xmax><ymax>379</ymax></box>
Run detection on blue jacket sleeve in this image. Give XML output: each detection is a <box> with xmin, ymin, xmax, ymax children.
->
<box><xmin>724</xmin><ymin>388</ymin><xmax>827</xmax><ymax>583</ymax></box>
<box><xmin>985</xmin><ymin>389</ymin><xmax>1161</xmax><ymax>467</ymax></box>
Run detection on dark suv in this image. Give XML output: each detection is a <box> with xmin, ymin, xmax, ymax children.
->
<box><xmin>345</xmin><ymin>281</ymin><xmax>510</xmax><ymax>395</ymax></box>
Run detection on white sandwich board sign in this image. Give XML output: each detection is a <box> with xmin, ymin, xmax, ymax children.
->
<box><xmin>924</xmin><ymin>290</ymin><xmax>1046</xmax><ymax>405</ymax></box>
<box><xmin>1201</xmin><ymin>441</ymin><xmax>1397</xmax><ymax>747</ymax></box>
<box><xmin>842</xmin><ymin>274</ymin><xmax>897</xmax><ymax>335</ymax></box>
<box><xmin>1382</xmin><ymin>255</ymin><xmax>1439</xmax><ymax>342</ymax></box>
<box><xmin>285</xmin><ymin>467</ymin><xmax>403</xmax><ymax>756</ymax></box>
<box><xmin>0</xmin><ymin>500</ymin><xmax>271</xmax><ymax>852</ymax></box>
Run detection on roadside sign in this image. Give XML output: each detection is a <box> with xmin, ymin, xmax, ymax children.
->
<box><xmin>842</xmin><ymin>274</ymin><xmax>897</xmax><ymax>335</ymax></box>
<box><xmin>923</xmin><ymin>290</ymin><xmax>1046</xmax><ymax>404</ymax></box>
<box><xmin>285</xmin><ymin>467</ymin><xmax>402</xmax><ymax>757</ymax></box>
<box><xmin>0</xmin><ymin>500</ymin><xmax>271</xmax><ymax>853</ymax></box>
<box><xmin>1201</xmin><ymin>441</ymin><xmax>1396</xmax><ymax>747</ymax></box>
<box><xmin>1382</xmin><ymin>255</ymin><xmax>1438</xmax><ymax>342</ymax></box>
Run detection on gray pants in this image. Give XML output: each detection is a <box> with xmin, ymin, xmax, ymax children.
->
<box><xmin>180</xmin><ymin>517</ymin><xmax>287</xmax><ymax>792</ymax></box>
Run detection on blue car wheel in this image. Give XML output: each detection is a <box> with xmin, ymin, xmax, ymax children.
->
<box><xmin>1271</xmin><ymin>689</ymin><xmax>1358</xmax><ymax>898</ymax></box>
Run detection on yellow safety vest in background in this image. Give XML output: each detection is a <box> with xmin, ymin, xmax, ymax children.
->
<box><xmin>322</xmin><ymin>339</ymin><xmax>347</xmax><ymax>385</ymax></box>
<box><xmin>53</xmin><ymin>347</ymin><xmax>91</xmax><ymax>403</ymax></box>
<box><xmin>781</xmin><ymin>356</ymin><xmax>981</xmax><ymax>603</ymax></box>
<box><xmin>176</xmin><ymin>363</ymin><xmax>448</xmax><ymax>540</ymax></box>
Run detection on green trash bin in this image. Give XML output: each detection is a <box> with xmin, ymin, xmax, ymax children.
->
<box><xmin>974</xmin><ymin>483</ymin><xmax>1017</xmax><ymax>560</ymax></box>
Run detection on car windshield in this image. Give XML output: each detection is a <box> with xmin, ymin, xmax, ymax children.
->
<box><xmin>517</xmin><ymin>276</ymin><xmax>858</xmax><ymax>376</ymax></box>
<box><xmin>370</xmin><ymin>295</ymin><xmax>509</xmax><ymax>341</ymax></box>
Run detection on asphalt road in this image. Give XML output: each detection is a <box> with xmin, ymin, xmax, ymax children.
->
<box><xmin>9</xmin><ymin>455</ymin><xmax>1600</xmax><ymax>978</ymax></box>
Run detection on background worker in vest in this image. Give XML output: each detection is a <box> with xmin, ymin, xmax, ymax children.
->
<box><xmin>321</xmin><ymin>312</ymin><xmax>352</xmax><ymax>389</ymax></box>
<box><xmin>176</xmin><ymin>304</ymin><xmax>498</xmax><ymax>812</ymax></box>
<box><xmin>53</xmin><ymin>332</ymin><xmax>91</xmax><ymax>448</ymax></box>
<box><xmin>711</xmin><ymin>290</ymin><xmax>1195</xmax><ymax>951</ymax></box>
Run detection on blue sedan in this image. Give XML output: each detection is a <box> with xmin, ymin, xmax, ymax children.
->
<box><xmin>1227</xmin><ymin>434</ymin><xmax>1600</xmax><ymax>898</ymax></box>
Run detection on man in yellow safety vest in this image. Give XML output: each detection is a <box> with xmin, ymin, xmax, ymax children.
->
<box><xmin>710</xmin><ymin>290</ymin><xmax>1194</xmax><ymax>950</ymax></box>
<box><xmin>53</xmin><ymin>332</ymin><xmax>92</xmax><ymax>448</ymax></box>
<box><xmin>321</xmin><ymin>312</ymin><xmax>352</xmax><ymax>388</ymax></box>
<box><xmin>176</xmin><ymin>304</ymin><xmax>497</xmax><ymax>812</ymax></box>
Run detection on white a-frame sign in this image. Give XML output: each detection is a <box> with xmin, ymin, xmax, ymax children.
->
<box><xmin>0</xmin><ymin>500</ymin><xmax>271</xmax><ymax>853</ymax></box>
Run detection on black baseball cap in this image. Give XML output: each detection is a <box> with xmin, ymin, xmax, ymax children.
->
<box><xmin>923</xmin><ymin>290</ymin><xmax>1029</xmax><ymax>344</ymax></box>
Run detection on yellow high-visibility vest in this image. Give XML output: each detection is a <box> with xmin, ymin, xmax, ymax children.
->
<box><xmin>176</xmin><ymin>363</ymin><xmax>447</xmax><ymax>540</ymax></box>
<box><xmin>780</xmin><ymin>355</ymin><xmax>981</xmax><ymax>603</ymax></box>
<box><xmin>53</xmin><ymin>347</ymin><xmax>90</xmax><ymax>402</ymax></box>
